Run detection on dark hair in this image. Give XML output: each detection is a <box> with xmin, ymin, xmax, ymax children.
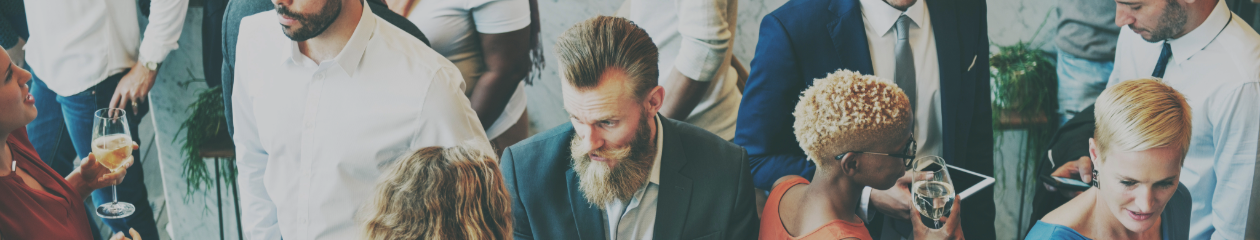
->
<box><xmin>554</xmin><ymin>16</ymin><xmax>659</xmax><ymax>99</ymax></box>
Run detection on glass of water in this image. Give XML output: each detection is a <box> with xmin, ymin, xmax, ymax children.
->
<box><xmin>910</xmin><ymin>155</ymin><xmax>954</xmax><ymax>229</ymax></box>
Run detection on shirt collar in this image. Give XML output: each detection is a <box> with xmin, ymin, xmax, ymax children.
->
<box><xmin>859</xmin><ymin>0</ymin><xmax>926</xmax><ymax>37</ymax></box>
<box><xmin>648</xmin><ymin>115</ymin><xmax>663</xmax><ymax>184</ymax></box>
<box><xmin>1165</xmin><ymin>0</ymin><xmax>1231</xmax><ymax>64</ymax></box>
<box><xmin>283</xmin><ymin>0</ymin><xmax>377</xmax><ymax>77</ymax></box>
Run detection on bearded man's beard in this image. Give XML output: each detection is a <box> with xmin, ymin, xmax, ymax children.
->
<box><xmin>570</xmin><ymin>114</ymin><xmax>656</xmax><ymax>209</ymax></box>
<box><xmin>1142</xmin><ymin>0</ymin><xmax>1188</xmax><ymax>42</ymax></box>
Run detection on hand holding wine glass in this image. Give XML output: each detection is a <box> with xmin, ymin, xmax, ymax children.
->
<box><xmin>910</xmin><ymin>156</ymin><xmax>955</xmax><ymax>228</ymax></box>
<box><xmin>73</xmin><ymin>149</ymin><xmax>133</xmax><ymax>194</ymax></box>
<box><xmin>92</xmin><ymin>108</ymin><xmax>138</xmax><ymax>219</ymax></box>
<box><xmin>912</xmin><ymin>193</ymin><xmax>964</xmax><ymax>240</ymax></box>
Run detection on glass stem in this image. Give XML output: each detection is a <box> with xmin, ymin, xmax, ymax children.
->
<box><xmin>112</xmin><ymin>185</ymin><xmax>119</xmax><ymax>203</ymax></box>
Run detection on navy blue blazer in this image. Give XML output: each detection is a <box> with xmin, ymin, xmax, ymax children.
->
<box><xmin>735</xmin><ymin>0</ymin><xmax>994</xmax><ymax>238</ymax></box>
<box><xmin>501</xmin><ymin>117</ymin><xmax>759</xmax><ymax>240</ymax></box>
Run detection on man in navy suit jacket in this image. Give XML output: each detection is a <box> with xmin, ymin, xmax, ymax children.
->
<box><xmin>736</xmin><ymin>0</ymin><xmax>994</xmax><ymax>238</ymax></box>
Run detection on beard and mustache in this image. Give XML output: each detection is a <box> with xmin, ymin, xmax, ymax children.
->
<box><xmin>1135</xmin><ymin>0</ymin><xmax>1188</xmax><ymax>43</ymax></box>
<box><xmin>570</xmin><ymin>113</ymin><xmax>657</xmax><ymax>209</ymax></box>
<box><xmin>276</xmin><ymin>0</ymin><xmax>342</xmax><ymax>42</ymax></box>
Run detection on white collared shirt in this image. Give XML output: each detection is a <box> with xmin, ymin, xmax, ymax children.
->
<box><xmin>621</xmin><ymin>0</ymin><xmax>743</xmax><ymax>140</ymax></box>
<box><xmin>1109</xmin><ymin>1</ymin><xmax>1260</xmax><ymax>239</ymax></box>
<box><xmin>856</xmin><ymin>0</ymin><xmax>945</xmax><ymax>228</ymax></box>
<box><xmin>604</xmin><ymin>115</ymin><xmax>665</xmax><ymax>240</ymax></box>
<box><xmin>232</xmin><ymin>4</ymin><xmax>491</xmax><ymax>240</ymax></box>
<box><xmin>23</xmin><ymin>0</ymin><xmax>188</xmax><ymax>96</ymax></box>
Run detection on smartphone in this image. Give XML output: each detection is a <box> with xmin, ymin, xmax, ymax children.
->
<box><xmin>946</xmin><ymin>165</ymin><xmax>995</xmax><ymax>201</ymax></box>
<box><xmin>1039</xmin><ymin>175</ymin><xmax>1091</xmax><ymax>192</ymax></box>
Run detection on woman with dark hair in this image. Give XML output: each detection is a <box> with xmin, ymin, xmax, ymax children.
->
<box><xmin>386</xmin><ymin>0</ymin><xmax>543</xmax><ymax>155</ymax></box>
<box><xmin>359</xmin><ymin>146</ymin><xmax>511</xmax><ymax>240</ymax></box>
<box><xmin>0</xmin><ymin>45</ymin><xmax>137</xmax><ymax>240</ymax></box>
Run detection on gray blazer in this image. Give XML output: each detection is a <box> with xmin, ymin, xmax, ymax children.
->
<box><xmin>501</xmin><ymin>116</ymin><xmax>759</xmax><ymax>240</ymax></box>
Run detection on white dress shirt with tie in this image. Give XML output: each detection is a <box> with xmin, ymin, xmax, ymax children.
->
<box><xmin>855</xmin><ymin>0</ymin><xmax>944</xmax><ymax>231</ymax></box>
<box><xmin>1109</xmin><ymin>1</ymin><xmax>1260</xmax><ymax>239</ymax></box>
<box><xmin>232</xmin><ymin>4</ymin><xmax>491</xmax><ymax>240</ymax></box>
<box><xmin>23</xmin><ymin>0</ymin><xmax>189</xmax><ymax>95</ymax></box>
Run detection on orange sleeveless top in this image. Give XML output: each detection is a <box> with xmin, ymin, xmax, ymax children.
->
<box><xmin>758</xmin><ymin>176</ymin><xmax>874</xmax><ymax>240</ymax></box>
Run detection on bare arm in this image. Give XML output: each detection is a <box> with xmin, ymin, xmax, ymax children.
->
<box><xmin>660</xmin><ymin>69</ymin><xmax>711</xmax><ymax>120</ymax></box>
<box><xmin>469</xmin><ymin>28</ymin><xmax>533</xmax><ymax>129</ymax></box>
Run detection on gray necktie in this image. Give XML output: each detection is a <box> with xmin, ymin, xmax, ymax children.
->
<box><xmin>894</xmin><ymin>14</ymin><xmax>917</xmax><ymax>111</ymax></box>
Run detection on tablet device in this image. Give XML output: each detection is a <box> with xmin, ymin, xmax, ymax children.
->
<box><xmin>1039</xmin><ymin>175</ymin><xmax>1091</xmax><ymax>192</ymax></box>
<box><xmin>947</xmin><ymin>164</ymin><xmax>994</xmax><ymax>201</ymax></box>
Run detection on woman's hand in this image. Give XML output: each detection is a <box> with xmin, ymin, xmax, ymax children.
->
<box><xmin>109</xmin><ymin>228</ymin><xmax>141</xmax><ymax>240</ymax></box>
<box><xmin>67</xmin><ymin>144</ymin><xmax>136</xmax><ymax>199</ymax></box>
<box><xmin>912</xmin><ymin>194</ymin><xmax>965</xmax><ymax>240</ymax></box>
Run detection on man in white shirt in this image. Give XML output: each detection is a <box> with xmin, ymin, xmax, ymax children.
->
<box><xmin>616</xmin><ymin>0</ymin><xmax>742</xmax><ymax>140</ymax></box>
<box><xmin>1050</xmin><ymin>0</ymin><xmax>1260</xmax><ymax>238</ymax></box>
<box><xmin>23</xmin><ymin>0</ymin><xmax>189</xmax><ymax>239</ymax></box>
<box><xmin>232</xmin><ymin>0</ymin><xmax>490</xmax><ymax>239</ymax></box>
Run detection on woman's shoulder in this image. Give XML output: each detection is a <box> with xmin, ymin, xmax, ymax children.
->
<box><xmin>1026</xmin><ymin>221</ymin><xmax>1091</xmax><ymax>240</ymax></box>
<box><xmin>1042</xmin><ymin>189</ymin><xmax>1096</xmax><ymax>227</ymax></box>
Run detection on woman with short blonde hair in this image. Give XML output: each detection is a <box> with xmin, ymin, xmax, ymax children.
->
<box><xmin>1028</xmin><ymin>78</ymin><xmax>1194</xmax><ymax>240</ymax></box>
<box><xmin>360</xmin><ymin>146</ymin><xmax>512</xmax><ymax>240</ymax></box>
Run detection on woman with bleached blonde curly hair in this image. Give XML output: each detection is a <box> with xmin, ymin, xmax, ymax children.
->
<box><xmin>759</xmin><ymin>69</ymin><xmax>965</xmax><ymax>240</ymax></box>
<box><xmin>359</xmin><ymin>146</ymin><xmax>512</xmax><ymax>240</ymax></box>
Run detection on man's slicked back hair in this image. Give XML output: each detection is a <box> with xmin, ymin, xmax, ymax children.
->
<box><xmin>554</xmin><ymin>16</ymin><xmax>659</xmax><ymax>100</ymax></box>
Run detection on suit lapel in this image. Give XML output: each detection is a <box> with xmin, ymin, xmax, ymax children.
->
<box><xmin>926</xmin><ymin>0</ymin><xmax>973</xmax><ymax>164</ymax></box>
<box><xmin>653</xmin><ymin>119</ymin><xmax>694</xmax><ymax>240</ymax></box>
<box><xmin>568</xmin><ymin>169</ymin><xmax>607</xmax><ymax>240</ymax></box>
<box><xmin>828</xmin><ymin>0</ymin><xmax>875</xmax><ymax>76</ymax></box>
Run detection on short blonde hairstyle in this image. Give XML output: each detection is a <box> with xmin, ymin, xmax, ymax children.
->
<box><xmin>793</xmin><ymin>69</ymin><xmax>913</xmax><ymax>168</ymax></box>
<box><xmin>360</xmin><ymin>146</ymin><xmax>512</xmax><ymax>240</ymax></box>
<box><xmin>1093</xmin><ymin>78</ymin><xmax>1192</xmax><ymax>164</ymax></box>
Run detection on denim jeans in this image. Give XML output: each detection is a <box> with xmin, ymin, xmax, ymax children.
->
<box><xmin>1055</xmin><ymin>49</ymin><xmax>1114</xmax><ymax>126</ymax></box>
<box><xmin>25</xmin><ymin>64</ymin><xmax>159</xmax><ymax>240</ymax></box>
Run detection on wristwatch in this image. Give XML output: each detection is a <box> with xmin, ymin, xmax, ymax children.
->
<box><xmin>143</xmin><ymin>61</ymin><xmax>161</xmax><ymax>72</ymax></box>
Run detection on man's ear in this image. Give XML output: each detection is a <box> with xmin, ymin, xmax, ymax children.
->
<box><xmin>645</xmin><ymin>85</ymin><xmax>665</xmax><ymax>115</ymax></box>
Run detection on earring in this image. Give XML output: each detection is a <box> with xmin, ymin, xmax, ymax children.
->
<box><xmin>1090</xmin><ymin>169</ymin><xmax>1100</xmax><ymax>189</ymax></box>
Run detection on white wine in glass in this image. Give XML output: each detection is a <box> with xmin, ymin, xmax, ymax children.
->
<box><xmin>92</xmin><ymin>108</ymin><xmax>136</xmax><ymax>219</ymax></box>
<box><xmin>911</xmin><ymin>155</ymin><xmax>954</xmax><ymax>228</ymax></box>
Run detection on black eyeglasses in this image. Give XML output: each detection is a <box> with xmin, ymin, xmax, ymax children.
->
<box><xmin>834</xmin><ymin>137</ymin><xmax>917</xmax><ymax>168</ymax></box>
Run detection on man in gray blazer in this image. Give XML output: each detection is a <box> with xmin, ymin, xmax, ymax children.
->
<box><xmin>500</xmin><ymin>16</ymin><xmax>758</xmax><ymax>240</ymax></box>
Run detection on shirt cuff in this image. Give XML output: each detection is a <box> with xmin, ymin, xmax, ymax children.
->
<box><xmin>673</xmin><ymin>38</ymin><xmax>728</xmax><ymax>82</ymax></box>
<box><xmin>859</xmin><ymin>186</ymin><xmax>873</xmax><ymax>222</ymax></box>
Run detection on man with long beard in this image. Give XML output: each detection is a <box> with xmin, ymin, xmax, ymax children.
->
<box><xmin>500</xmin><ymin>16</ymin><xmax>758</xmax><ymax>240</ymax></box>
<box><xmin>231</xmin><ymin>0</ymin><xmax>490</xmax><ymax>239</ymax></box>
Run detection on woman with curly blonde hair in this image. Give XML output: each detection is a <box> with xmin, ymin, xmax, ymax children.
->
<box><xmin>360</xmin><ymin>146</ymin><xmax>512</xmax><ymax>240</ymax></box>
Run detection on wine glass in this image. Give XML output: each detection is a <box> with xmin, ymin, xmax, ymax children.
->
<box><xmin>92</xmin><ymin>108</ymin><xmax>136</xmax><ymax>219</ymax></box>
<box><xmin>910</xmin><ymin>155</ymin><xmax>954</xmax><ymax>229</ymax></box>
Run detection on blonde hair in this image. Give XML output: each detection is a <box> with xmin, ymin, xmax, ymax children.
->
<box><xmin>793</xmin><ymin>69</ymin><xmax>913</xmax><ymax>168</ymax></box>
<box><xmin>554</xmin><ymin>16</ymin><xmax>659</xmax><ymax>100</ymax></box>
<box><xmin>360</xmin><ymin>146</ymin><xmax>512</xmax><ymax>240</ymax></box>
<box><xmin>1093</xmin><ymin>78</ymin><xmax>1192</xmax><ymax>164</ymax></box>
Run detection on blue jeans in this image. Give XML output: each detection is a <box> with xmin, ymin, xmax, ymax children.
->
<box><xmin>25</xmin><ymin>65</ymin><xmax>159</xmax><ymax>240</ymax></box>
<box><xmin>1055</xmin><ymin>49</ymin><xmax>1114</xmax><ymax>126</ymax></box>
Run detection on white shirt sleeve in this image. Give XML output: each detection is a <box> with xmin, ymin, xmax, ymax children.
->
<box><xmin>232</xmin><ymin>18</ymin><xmax>282</xmax><ymax>240</ymax></box>
<box><xmin>469</xmin><ymin>0</ymin><xmax>531</xmax><ymax>34</ymax></box>
<box><xmin>137</xmin><ymin>0</ymin><xmax>189</xmax><ymax>64</ymax></box>
<box><xmin>416</xmin><ymin>67</ymin><xmax>493</xmax><ymax>151</ymax></box>
<box><xmin>859</xmin><ymin>186</ymin><xmax>872</xmax><ymax>221</ymax></box>
<box><xmin>1207</xmin><ymin>82</ymin><xmax>1259</xmax><ymax>240</ymax></box>
<box><xmin>672</xmin><ymin>0</ymin><xmax>733</xmax><ymax>82</ymax></box>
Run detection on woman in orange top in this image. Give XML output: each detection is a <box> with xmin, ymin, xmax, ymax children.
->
<box><xmin>758</xmin><ymin>70</ymin><xmax>963</xmax><ymax>240</ymax></box>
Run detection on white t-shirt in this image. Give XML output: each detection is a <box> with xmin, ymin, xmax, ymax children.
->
<box><xmin>404</xmin><ymin>0</ymin><xmax>532</xmax><ymax>139</ymax></box>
